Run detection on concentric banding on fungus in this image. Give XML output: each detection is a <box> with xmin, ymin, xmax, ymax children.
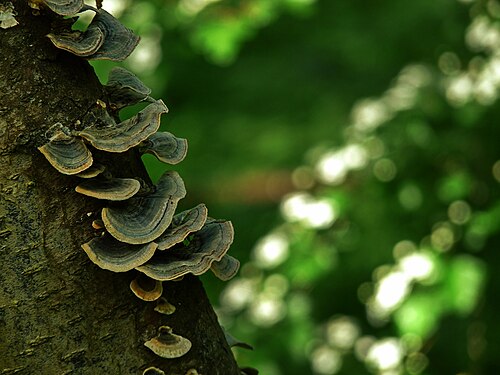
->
<box><xmin>139</xmin><ymin>132</ymin><xmax>188</xmax><ymax>165</ymax></box>
<box><xmin>75</xmin><ymin>163</ymin><xmax>105</xmax><ymax>178</ymax></box>
<box><xmin>210</xmin><ymin>254</ymin><xmax>240</xmax><ymax>281</ymax></box>
<box><xmin>144</xmin><ymin>326</ymin><xmax>192</xmax><ymax>359</ymax></box>
<box><xmin>40</xmin><ymin>0</ymin><xmax>84</xmax><ymax>15</ymax></box>
<box><xmin>47</xmin><ymin>23</ymin><xmax>104</xmax><ymax>57</ymax></box>
<box><xmin>38</xmin><ymin>128</ymin><xmax>93</xmax><ymax>175</ymax></box>
<box><xmin>155</xmin><ymin>204</ymin><xmax>208</xmax><ymax>250</ymax></box>
<box><xmin>102</xmin><ymin>170</ymin><xmax>186</xmax><ymax>245</ymax></box>
<box><xmin>85</xmin><ymin>8</ymin><xmax>140</xmax><ymax>61</ymax></box>
<box><xmin>77</xmin><ymin>99</ymin><xmax>168</xmax><ymax>153</ymax></box>
<box><xmin>81</xmin><ymin>234</ymin><xmax>157</xmax><ymax>272</ymax></box>
<box><xmin>105</xmin><ymin>66</ymin><xmax>152</xmax><ymax>110</ymax></box>
<box><xmin>136</xmin><ymin>220</ymin><xmax>234</xmax><ymax>281</ymax></box>
<box><xmin>75</xmin><ymin>177</ymin><xmax>141</xmax><ymax>201</ymax></box>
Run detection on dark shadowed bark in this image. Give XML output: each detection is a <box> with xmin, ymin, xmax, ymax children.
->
<box><xmin>0</xmin><ymin>1</ymin><xmax>239</xmax><ymax>373</ymax></box>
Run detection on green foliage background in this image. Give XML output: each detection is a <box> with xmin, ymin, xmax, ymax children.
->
<box><xmin>91</xmin><ymin>0</ymin><xmax>500</xmax><ymax>373</ymax></box>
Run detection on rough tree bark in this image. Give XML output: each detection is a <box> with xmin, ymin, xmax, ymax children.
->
<box><xmin>0</xmin><ymin>1</ymin><xmax>240</xmax><ymax>373</ymax></box>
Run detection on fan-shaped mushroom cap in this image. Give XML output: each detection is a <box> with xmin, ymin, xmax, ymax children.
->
<box><xmin>130</xmin><ymin>274</ymin><xmax>162</xmax><ymax>301</ymax></box>
<box><xmin>81</xmin><ymin>234</ymin><xmax>157</xmax><ymax>272</ymax></box>
<box><xmin>77</xmin><ymin>100</ymin><xmax>168</xmax><ymax>153</ymax></box>
<box><xmin>75</xmin><ymin>163</ymin><xmax>105</xmax><ymax>178</ymax></box>
<box><xmin>144</xmin><ymin>326</ymin><xmax>191</xmax><ymax>359</ymax></box>
<box><xmin>154</xmin><ymin>297</ymin><xmax>176</xmax><ymax>315</ymax></box>
<box><xmin>75</xmin><ymin>177</ymin><xmax>140</xmax><ymax>201</ymax></box>
<box><xmin>156</xmin><ymin>204</ymin><xmax>208</xmax><ymax>250</ymax></box>
<box><xmin>38</xmin><ymin>127</ymin><xmax>93</xmax><ymax>175</ymax></box>
<box><xmin>210</xmin><ymin>254</ymin><xmax>240</xmax><ymax>281</ymax></box>
<box><xmin>143</xmin><ymin>368</ymin><xmax>165</xmax><ymax>375</ymax></box>
<box><xmin>85</xmin><ymin>8</ymin><xmax>139</xmax><ymax>61</ymax></box>
<box><xmin>105</xmin><ymin>67</ymin><xmax>152</xmax><ymax>110</ymax></box>
<box><xmin>136</xmin><ymin>220</ymin><xmax>234</xmax><ymax>281</ymax></box>
<box><xmin>47</xmin><ymin>23</ymin><xmax>104</xmax><ymax>57</ymax></box>
<box><xmin>40</xmin><ymin>0</ymin><xmax>84</xmax><ymax>15</ymax></box>
<box><xmin>102</xmin><ymin>170</ymin><xmax>186</xmax><ymax>244</ymax></box>
<box><xmin>139</xmin><ymin>132</ymin><xmax>188</xmax><ymax>165</ymax></box>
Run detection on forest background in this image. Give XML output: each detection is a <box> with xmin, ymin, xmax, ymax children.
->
<box><xmin>87</xmin><ymin>0</ymin><xmax>500</xmax><ymax>373</ymax></box>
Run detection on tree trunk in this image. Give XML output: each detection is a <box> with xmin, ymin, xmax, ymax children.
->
<box><xmin>0</xmin><ymin>1</ymin><xmax>239</xmax><ymax>373</ymax></box>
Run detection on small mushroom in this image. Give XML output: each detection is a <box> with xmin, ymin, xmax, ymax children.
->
<box><xmin>143</xmin><ymin>368</ymin><xmax>165</xmax><ymax>375</ymax></box>
<box><xmin>75</xmin><ymin>177</ymin><xmax>141</xmax><ymax>201</ymax></box>
<box><xmin>155</xmin><ymin>204</ymin><xmax>208</xmax><ymax>250</ymax></box>
<box><xmin>139</xmin><ymin>132</ymin><xmax>188</xmax><ymax>165</ymax></box>
<box><xmin>75</xmin><ymin>163</ymin><xmax>105</xmax><ymax>178</ymax></box>
<box><xmin>38</xmin><ymin>126</ymin><xmax>93</xmax><ymax>175</ymax></box>
<box><xmin>47</xmin><ymin>23</ymin><xmax>104</xmax><ymax>57</ymax></box>
<box><xmin>144</xmin><ymin>326</ymin><xmax>192</xmax><ymax>359</ymax></box>
<box><xmin>102</xmin><ymin>170</ymin><xmax>186</xmax><ymax>244</ymax></box>
<box><xmin>136</xmin><ymin>220</ymin><xmax>234</xmax><ymax>281</ymax></box>
<box><xmin>77</xmin><ymin>100</ymin><xmax>168</xmax><ymax>153</ymax></box>
<box><xmin>92</xmin><ymin>219</ymin><xmax>104</xmax><ymax>229</ymax></box>
<box><xmin>40</xmin><ymin>0</ymin><xmax>84</xmax><ymax>16</ymax></box>
<box><xmin>81</xmin><ymin>234</ymin><xmax>157</xmax><ymax>272</ymax></box>
<box><xmin>154</xmin><ymin>297</ymin><xmax>176</xmax><ymax>315</ymax></box>
<box><xmin>130</xmin><ymin>274</ymin><xmax>162</xmax><ymax>301</ymax></box>
<box><xmin>104</xmin><ymin>66</ymin><xmax>153</xmax><ymax>110</ymax></box>
<box><xmin>85</xmin><ymin>8</ymin><xmax>140</xmax><ymax>61</ymax></box>
<box><xmin>210</xmin><ymin>254</ymin><xmax>240</xmax><ymax>281</ymax></box>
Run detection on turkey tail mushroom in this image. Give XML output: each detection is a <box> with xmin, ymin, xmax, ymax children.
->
<box><xmin>136</xmin><ymin>220</ymin><xmax>234</xmax><ymax>281</ymax></box>
<box><xmin>144</xmin><ymin>326</ymin><xmax>192</xmax><ymax>359</ymax></box>
<box><xmin>38</xmin><ymin>125</ymin><xmax>93</xmax><ymax>175</ymax></box>
<box><xmin>101</xmin><ymin>170</ymin><xmax>186</xmax><ymax>245</ymax></box>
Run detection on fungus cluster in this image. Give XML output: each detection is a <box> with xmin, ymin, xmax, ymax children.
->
<box><xmin>34</xmin><ymin>0</ymin><xmax>240</xmax><ymax>366</ymax></box>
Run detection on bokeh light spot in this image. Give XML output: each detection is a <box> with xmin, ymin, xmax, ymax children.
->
<box><xmin>253</xmin><ymin>233</ymin><xmax>289</xmax><ymax>269</ymax></box>
<box><xmin>373</xmin><ymin>159</ymin><xmax>397</xmax><ymax>182</ymax></box>
<box><xmin>448</xmin><ymin>200</ymin><xmax>472</xmax><ymax>225</ymax></box>
<box><xmin>366</xmin><ymin>338</ymin><xmax>404</xmax><ymax>371</ymax></box>
<box><xmin>311</xmin><ymin>345</ymin><xmax>343</xmax><ymax>375</ymax></box>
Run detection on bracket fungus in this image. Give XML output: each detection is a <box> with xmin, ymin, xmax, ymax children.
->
<box><xmin>143</xmin><ymin>368</ymin><xmax>166</xmax><ymax>375</ymax></box>
<box><xmin>47</xmin><ymin>23</ymin><xmax>104</xmax><ymax>57</ymax></box>
<box><xmin>75</xmin><ymin>163</ymin><xmax>105</xmax><ymax>178</ymax></box>
<box><xmin>81</xmin><ymin>234</ymin><xmax>157</xmax><ymax>272</ymax></box>
<box><xmin>210</xmin><ymin>254</ymin><xmax>240</xmax><ymax>281</ymax></box>
<box><xmin>130</xmin><ymin>274</ymin><xmax>163</xmax><ymax>301</ymax></box>
<box><xmin>139</xmin><ymin>132</ymin><xmax>188</xmax><ymax>165</ymax></box>
<box><xmin>85</xmin><ymin>8</ymin><xmax>139</xmax><ymax>61</ymax></box>
<box><xmin>105</xmin><ymin>67</ymin><xmax>153</xmax><ymax>110</ymax></box>
<box><xmin>155</xmin><ymin>204</ymin><xmax>208</xmax><ymax>250</ymax></box>
<box><xmin>38</xmin><ymin>126</ymin><xmax>93</xmax><ymax>175</ymax></box>
<box><xmin>154</xmin><ymin>297</ymin><xmax>176</xmax><ymax>315</ymax></box>
<box><xmin>102</xmin><ymin>170</ymin><xmax>186</xmax><ymax>244</ymax></box>
<box><xmin>77</xmin><ymin>100</ymin><xmax>168</xmax><ymax>153</ymax></box>
<box><xmin>136</xmin><ymin>220</ymin><xmax>234</xmax><ymax>281</ymax></box>
<box><xmin>30</xmin><ymin>0</ymin><xmax>84</xmax><ymax>15</ymax></box>
<box><xmin>75</xmin><ymin>177</ymin><xmax>140</xmax><ymax>201</ymax></box>
<box><xmin>144</xmin><ymin>326</ymin><xmax>192</xmax><ymax>359</ymax></box>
